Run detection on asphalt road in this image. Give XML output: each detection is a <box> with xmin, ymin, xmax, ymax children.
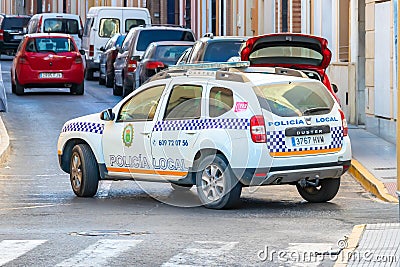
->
<box><xmin>0</xmin><ymin>57</ymin><xmax>398</xmax><ymax>266</ymax></box>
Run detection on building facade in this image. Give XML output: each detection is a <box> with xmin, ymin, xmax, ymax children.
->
<box><xmin>0</xmin><ymin>0</ymin><xmax>397</xmax><ymax>143</ymax></box>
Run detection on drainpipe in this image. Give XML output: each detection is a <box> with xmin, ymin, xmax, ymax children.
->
<box><xmin>397</xmin><ymin>0</ymin><xmax>400</xmax><ymax>220</ymax></box>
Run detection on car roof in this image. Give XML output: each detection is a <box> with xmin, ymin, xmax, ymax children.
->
<box><xmin>150</xmin><ymin>41</ymin><xmax>195</xmax><ymax>46</ymax></box>
<box><xmin>0</xmin><ymin>14</ymin><xmax>31</xmax><ymax>18</ymax></box>
<box><xmin>31</xmin><ymin>13</ymin><xmax>80</xmax><ymax>19</ymax></box>
<box><xmin>26</xmin><ymin>33</ymin><xmax>73</xmax><ymax>38</ymax></box>
<box><xmin>197</xmin><ymin>36</ymin><xmax>249</xmax><ymax>43</ymax></box>
<box><xmin>134</xmin><ymin>25</ymin><xmax>193</xmax><ymax>32</ymax></box>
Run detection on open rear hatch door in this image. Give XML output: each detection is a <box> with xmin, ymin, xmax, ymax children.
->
<box><xmin>241</xmin><ymin>34</ymin><xmax>331</xmax><ymax>71</ymax></box>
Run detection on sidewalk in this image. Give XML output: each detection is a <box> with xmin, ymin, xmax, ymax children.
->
<box><xmin>348</xmin><ymin>126</ymin><xmax>398</xmax><ymax>202</ymax></box>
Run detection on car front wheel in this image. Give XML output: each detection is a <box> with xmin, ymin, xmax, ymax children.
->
<box><xmin>70</xmin><ymin>144</ymin><xmax>99</xmax><ymax>197</ymax></box>
<box><xmin>296</xmin><ymin>178</ymin><xmax>340</xmax><ymax>203</ymax></box>
<box><xmin>196</xmin><ymin>154</ymin><xmax>242</xmax><ymax>209</ymax></box>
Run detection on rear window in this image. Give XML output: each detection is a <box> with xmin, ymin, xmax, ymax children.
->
<box><xmin>249</xmin><ymin>46</ymin><xmax>323</xmax><ymax>66</ymax></box>
<box><xmin>203</xmin><ymin>41</ymin><xmax>243</xmax><ymax>62</ymax></box>
<box><xmin>153</xmin><ymin>45</ymin><xmax>193</xmax><ymax>64</ymax></box>
<box><xmin>254</xmin><ymin>82</ymin><xmax>334</xmax><ymax>117</ymax></box>
<box><xmin>27</xmin><ymin>38</ymin><xmax>76</xmax><ymax>53</ymax></box>
<box><xmin>136</xmin><ymin>30</ymin><xmax>195</xmax><ymax>51</ymax></box>
<box><xmin>125</xmin><ymin>19</ymin><xmax>146</xmax><ymax>32</ymax></box>
<box><xmin>1</xmin><ymin>17</ymin><xmax>30</xmax><ymax>30</ymax></box>
<box><xmin>99</xmin><ymin>18</ymin><xmax>120</xmax><ymax>38</ymax></box>
<box><xmin>43</xmin><ymin>18</ymin><xmax>79</xmax><ymax>34</ymax></box>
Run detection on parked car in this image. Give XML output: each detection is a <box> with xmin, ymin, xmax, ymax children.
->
<box><xmin>82</xmin><ymin>7</ymin><xmax>151</xmax><ymax>80</ymax></box>
<box><xmin>11</xmin><ymin>33</ymin><xmax>85</xmax><ymax>95</ymax></box>
<box><xmin>240</xmin><ymin>33</ymin><xmax>339</xmax><ymax>99</ymax></box>
<box><xmin>113</xmin><ymin>25</ymin><xmax>195</xmax><ymax>97</ymax></box>
<box><xmin>0</xmin><ymin>14</ymin><xmax>31</xmax><ymax>57</ymax></box>
<box><xmin>99</xmin><ymin>33</ymin><xmax>126</xmax><ymax>87</ymax></box>
<box><xmin>57</xmin><ymin>61</ymin><xmax>351</xmax><ymax>209</ymax></box>
<box><xmin>178</xmin><ymin>34</ymin><xmax>247</xmax><ymax>64</ymax></box>
<box><xmin>136</xmin><ymin>41</ymin><xmax>193</xmax><ymax>87</ymax></box>
<box><xmin>27</xmin><ymin>13</ymin><xmax>83</xmax><ymax>49</ymax></box>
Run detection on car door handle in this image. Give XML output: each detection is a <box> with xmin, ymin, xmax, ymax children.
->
<box><xmin>141</xmin><ymin>132</ymin><xmax>151</xmax><ymax>135</ymax></box>
<box><xmin>184</xmin><ymin>131</ymin><xmax>197</xmax><ymax>135</ymax></box>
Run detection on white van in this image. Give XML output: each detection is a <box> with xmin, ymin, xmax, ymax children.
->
<box><xmin>82</xmin><ymin>7</ymin><xmax>151</xmax><ymax>80</ymax></box>
<box><xmin>27</xmin><ymin>13</ymin><xmax>83</xmax><ymax>49</ymax></box>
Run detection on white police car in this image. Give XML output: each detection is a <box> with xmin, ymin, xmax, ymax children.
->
<box><xmin>57</xmin><ymin>62</ymin><xmax>351</xmax><ymax>209</ymax></box>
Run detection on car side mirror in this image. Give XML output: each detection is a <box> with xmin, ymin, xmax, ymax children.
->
<box><xmin>100</xmin><ymin>108</ymin><xmax>115</xmax><ymax>121</ymax></box>
<box><xmin>131</xmin><ymin>55</ymin><xmax>141</xmax><ymax>62</ymax></box>
<box><xmin>332</xmin><ymin>83</ymin><xmax>338</xmax><ymax>93</ymax></box>
<box><xmin>99</xmin><ymin>46</ymin><xmax>105</xmax><ymax>52</ymax></box>
<box><xmin>79</xmin><ymin>50</ymin><xmax>85</xmax><ymax>55</ymax></box>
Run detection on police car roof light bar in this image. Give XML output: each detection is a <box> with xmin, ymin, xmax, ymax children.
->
<box><xmin>168</xmin><ymin>61</ymin><xmax>250</xmax><ymax>71</ymax></box>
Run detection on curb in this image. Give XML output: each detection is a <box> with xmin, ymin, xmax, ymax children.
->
<box><xmin>348</xmin><ymin>159</ymin><xmax>398</xmax><ymax>203</ymax></box>
<box><xmin>0</xmin><ymin>115</ymin><xmax>10</xmax><ymax>164</ymax></box>
<box><xmin>334</xmin><ymin>224</ymin><xmax>366</xmax><ymax>267</ymax></box>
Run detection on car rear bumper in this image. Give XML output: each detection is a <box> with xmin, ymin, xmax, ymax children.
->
<box><xmin>17</xmin><ymin>65</ymin><xmax>84</xmax><ymax>86</ymax></box>
<box><xmin>235</xmin><ymin>160</ymin><xmax>351</xmax><ymax>186</ymax></box>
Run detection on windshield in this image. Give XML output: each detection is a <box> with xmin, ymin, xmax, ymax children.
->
<box><xmin>43</xmin><ymin>18</ymin><xmax>79</xmax><ymax>34</ymax></box>
<box><xmin>27</xmin><ymin>38</ymin><xmax>76</xmax><ymax>53</ymax></box>
<box><xmin>254</xmin><ymin>82</ymin><xmax>334</xmax><ymax>117</ymax></box>
<box><xmin>2</xmin><ymin>17</ymin><xmax>30</xmax><ymax>30</ymax></box>
<box><xmin>203</xmin><ymin>41</ymin><xmax>243</xmax><ymax>62</ymax></box>
<box><xmin>136</xmin><ymin>30</ymin><xmax>195</xmax><ymax>51</ymax></box>
<box><xmin>249</xmin><ymin>46</ymin><xmax>323</xmax><ymax>66</ymax></box>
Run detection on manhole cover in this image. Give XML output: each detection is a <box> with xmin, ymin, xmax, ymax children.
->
<box><xmin>69</xmin><ymin>230</ymin><xmax>148</xmax><ymax>236</ymax></box>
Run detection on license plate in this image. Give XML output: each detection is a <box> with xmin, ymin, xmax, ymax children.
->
<box><xmin>291</xmin><ymin>135</ymin><xmax>325</xmax><ymax>147</ymax></box>
<box><xmin>40</xmin><ymin>73</ymin><xmax>62</xmax><ymax>78</ymax></box>
<box><xmin>13</xmin><ymin>35</ymin><xmax>23</xmax><ymax>40</ymax></box>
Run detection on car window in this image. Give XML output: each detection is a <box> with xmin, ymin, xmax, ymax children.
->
<box><xmin>136</xmin><ymin>30</ymin><xmax>195</xmax><ymax>51</ymax></box>
<box><xmin>125</xmin><ymin>19</ymin><xmax>146</xmax><ymax>32</ymax></box>
<box><xmin>249</xmin><ymin>46</ymin><xmax>323</xmax><ymax>66</ymax></box>
<box><xmin>154</xmin><ymin>45</ymin><xmax>192</xmax><ymax>64</ymax></box>
<box><xmin>209</xmin><ymin>87</ymin><xmax>233</xmax><ymax>118</ymax></box>
<box><xmin>43</xmin><ymin>18</ymin><xmax>79</xmax><ymax>34</ymax></box>
<box><xmin>121</xmin><ymin>30</ymin><xmax>135</xmax><ymax>52</ymax></box>
<box><xmin>118</xmin><ymin>85</ymin><xmax>165</xmax><ymax>122</ymax></box>
<box><xmin>203</xmin><ymin>41</ymin><xmax>243</xmax><ymax>62</ymax></box>
<box><xmin>116</xmin><ymin>34</ymin><xmax>126</xmax><ymax>47</ymax></box>
<box><xmin>27</xmin><ymin>18</ymin><xmax>38</xmax><ymax>33</ymax></box>
<box><xmin>2</xmin><ymin>17</ymin><xmax>30</xmax><ymax>30</ymax></box>
<box><xmin>164</xmin><ymin>85</ymin><xmax>202</xmax><ymax>120</ymax></box>
<box><xmin>99</xmin><ymin>18</ymin><xmax>120</xmax><ymax>38</ymax></box>
<box><xmin>32</xmin><ymin>38</ymin><xmax>76</xmax><ymax>53</ymax></box>
<box><xmin>83</xmin><ymin>17</ymin><xmax>93</xmax><ymax>36</ymax></box>
<box><xmin>253</xmin><ymin>82</ymin><xmax>334</xmax><ymax>117</ymax></box>
<box><xmin>187</xmin><ymin>42</ymin><xmax>204</xmax><ymax>63</ymax></box>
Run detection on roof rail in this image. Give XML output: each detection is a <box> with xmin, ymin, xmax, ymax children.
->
<box><xmin>243</xmin><ymin>67</ymin><xmax>308</xmax><ymax>78</ymax></box>
<box><xmin>168</xmin><ymin>61</ymin><xmax>250</xmax><ymax>71</ymax></box>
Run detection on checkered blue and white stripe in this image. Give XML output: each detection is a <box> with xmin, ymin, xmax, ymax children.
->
<box><xmin>266</xmin><ymin>126</ymin><xmax>343</xmax><ymax>153</ymax></box>
<box><xmin>62</xmin><ymin>122</ymin><xmax>105</xmax><ymax>134</ymax></box>
<box><xmin>153</xmin><ymin>118</ymin><xmax>250</xmax><ymax>132</ymax></box>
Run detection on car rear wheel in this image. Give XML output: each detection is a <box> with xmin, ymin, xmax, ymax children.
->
<box><xmin>99</xmin><ymin>76</ymin><xmax>105</xmax><ymax>85</ymax></box>
<box><xmin>296</xmin><ymin>178</ymin><xmax>340</xmax><ymax>203</ymax></box>
<box><xmin>196</xmin><ymin>154</ymin><xmax>242</xmax><ymax>209</ymax></box>
<box><xmin>15</xmin><ymin>76</ymin><xmax>24</xmax><ymax>96</ymax></box>
<box><xmin>70</xmin><ymin>144</ymin><xmax>99</xmax><ymax>197</ymax></box>
<box><xmin>105</xmin><ymin>72</ymin><xmax>113</xmax><ymax>88</ymax></box>
<box><xmin>113</xmin><ymin>76</ymin><xmax>122</xmax><ymax>96</ymax></box>
<box><xmin>71</xmin><ymin>82</ymin><xmax>84</xmax><ymax>95</ymax></box>
<box><xmin>85</xmin><ymin>68</ymin><xmax>94</xmax><ymax>81</ymax></box>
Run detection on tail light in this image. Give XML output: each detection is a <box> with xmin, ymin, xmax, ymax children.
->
<box><xmin>89</xmin><ymin>45</ymin><xmax>94</xmax><ymax>57</ymax></box>
<box><xmin>250</xmin><ymin>115</ymin><xmax>266</xmax><ymax>143</ymax></box>
<box><xmin>0</xmin><ymin>30</ymin><xmax>3</xmax><ymax>41</ymax></box>
<box><xmin>339</xmin><ymin>109</ymin><xmax>348</xmax><ymax>136</ymax></box>
<box><xmin>19</xmin><ymin>55</ymin><xmax>28</xmax><ymax>64</ymax></box>
<box><xmin>145</xmin><ymin>61</ymin><xmax>165</xmax><ymax>71</ymax></box>
<box><xmin>75</xmin><ymin>54</ymin><xmax>83</xmax><ymax>64</ymax></box>
<box><xmin>127</xmin><ymin>58</ymin><xmax>137</xmax><ymax>73</ymax></box>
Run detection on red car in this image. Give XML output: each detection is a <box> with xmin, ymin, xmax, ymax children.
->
<box><xmin>11</xmin><ymin>33</ymin><xmax>85</xmax><ymax>95</ymax></box>
<box><xmin>241</xmin><ymin>33</ymin><xmax>338</xmax><ymax>100</ymax></box>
